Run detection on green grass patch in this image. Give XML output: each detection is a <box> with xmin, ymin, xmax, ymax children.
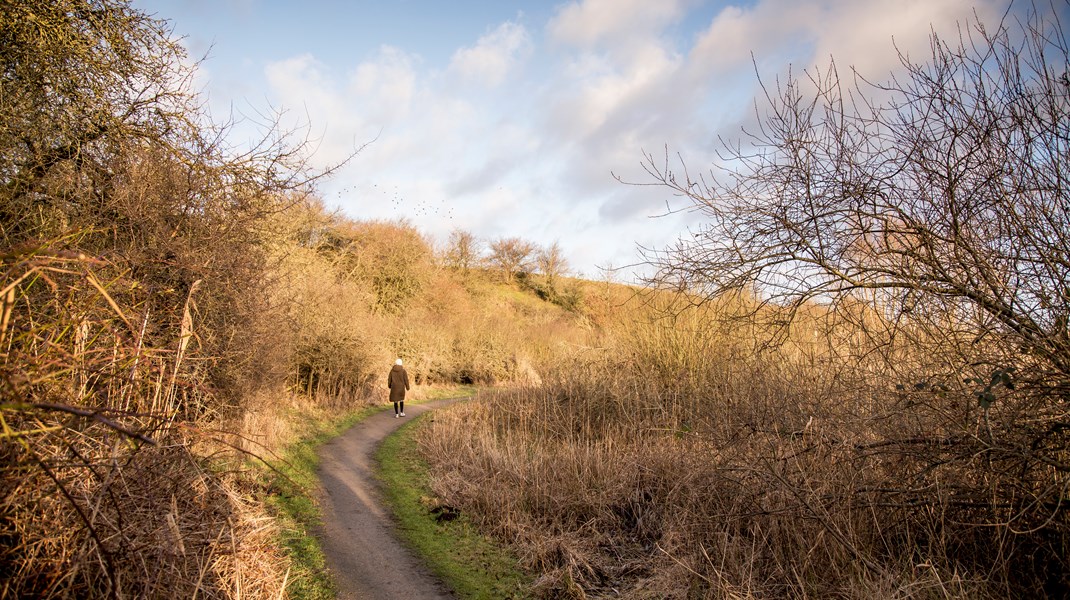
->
<box><xmin>377</xmin><ymin>413</ymin><xmax>533</xmax><ymax>599</ymax></box>
<box><xmin>420</xmin><ymin>383</ymin><xmax>478</xmax><ymax>401</ymax></box>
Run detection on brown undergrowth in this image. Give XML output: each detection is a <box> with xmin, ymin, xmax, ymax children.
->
<box><xmin>2</xmin><ymin>428</ymin><xmax>287</xmax><ymax>598</ymax></box>
<box><xmin>0</xmin><ymin>249</ymin><xmax>289</xmax><ymax>598</ymax></box>
<box><xmin>1</xmin><ymin>2</ymin><xmax>596</xmax><ymax>597</ymax></box>
<box><xmin>419</xmin><ymin>297</ymin><xmax>1069</xmax><ymax>599</ymax></box>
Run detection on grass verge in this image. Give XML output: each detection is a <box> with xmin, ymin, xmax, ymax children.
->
<box><xmin>377</xmin><ymin>408</ymin><xmax>533</xmax><ymax>599</ymax></box>
<box><xmin>262</xmin><ymin>385</ymin><xmax>482</xmax><ymax>600</ymax></box>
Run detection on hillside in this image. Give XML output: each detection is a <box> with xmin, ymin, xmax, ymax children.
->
<box><xmin>0</xmin><ymin>166</ymin><xmax>631</xmax><ymax>596</ymax></box>
<box><xmin>0</xmin><ymin>3</ymin><xmax>624</xmax><ymax>594</ymax></box>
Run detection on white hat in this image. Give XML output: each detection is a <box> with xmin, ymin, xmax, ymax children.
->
<box><xmin>395</xmin><ymin>358</ymin><xmax>403</xmax><ymax>365</ymax></box>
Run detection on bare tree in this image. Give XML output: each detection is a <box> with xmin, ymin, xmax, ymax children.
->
<box><xmin>636</xmin><ymin>4</ymin><xmax>1070</xmax><ymax>565</ymax></box>
<box><xmin>640</xmin><ymin>7</ymin><xmax>1070</xmax><ymax>388</ymax></box>
<box><xmin>489</xmin><ymin>236</ymin><xmax>536</xmax><ymax>283</ymax></box>
<box><xmin>537</xmin><ymin>240</ymin><xmax>569</xmax><ymax>291</ymax></box>
<box><xmin>444</xmin><ymin>228</ymin><xmax>481</xmax><ymax>275</ymax></box>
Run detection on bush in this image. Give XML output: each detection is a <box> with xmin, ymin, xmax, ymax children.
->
<box><xmin>1</xmin><ymin>2</ymin><xmax>330</xmax><ymax>595</ymax></box>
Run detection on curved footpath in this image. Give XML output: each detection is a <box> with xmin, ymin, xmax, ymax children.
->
<box><xmin>317</xmin><ymin>398</ymin><xmax>462</xmax><ymax>599</ymax></box>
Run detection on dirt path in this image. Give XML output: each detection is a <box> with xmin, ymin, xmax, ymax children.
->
<box><xmin>317</xmin><ymin>398</ymin><xmax>462</xmax><ymax>599</ymax></box>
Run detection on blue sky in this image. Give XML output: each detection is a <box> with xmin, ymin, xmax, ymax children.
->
<box><xmin>133</xmin><ymin>0</ymin><xmax>1026</xmax><ymax>279</ymax></box>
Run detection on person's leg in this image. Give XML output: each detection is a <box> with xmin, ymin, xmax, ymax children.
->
<box><xmin>393</xmin><ymin>401</ymin><xmax>400</xmax><ymax>417</ymax></box>
<box><xmin>399</xmin><ymin>401</ymin><xmax>405</xmax><ymax>416</ymax></box>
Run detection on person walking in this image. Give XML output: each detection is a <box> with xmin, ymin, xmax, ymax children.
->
<box><xmin>388</xmin><ymin>358</ymin><xmax>410</xmax><ymax>417</ymax></box>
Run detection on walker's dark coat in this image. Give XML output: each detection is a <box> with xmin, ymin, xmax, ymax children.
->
<box><xmin>388</xmin><ymin>364</ymin><xmax>410</xmax><ymax>402</ymax></box>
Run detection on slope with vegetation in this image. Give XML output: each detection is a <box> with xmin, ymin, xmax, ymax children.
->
<box><xmin>4</xmin><ymin>1</ymin><xmax>1068</xmax><ymax>599</ymax></box>
<box><xmin>0</xmin><ymin>0</ymin><xmax>314</xmax><ymax>594</ymax></box>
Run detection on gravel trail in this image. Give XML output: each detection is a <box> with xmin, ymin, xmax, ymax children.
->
<box><xmin>317</xmin><ymin>398</ymin><xmax>461</xmax><ymax>599</ymax></box>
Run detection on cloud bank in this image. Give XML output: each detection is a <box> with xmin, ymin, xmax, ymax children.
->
<box><xmin>253</xmin><ymin>0</ymin><xmax>1012</xmax><ymax>278</ymax></box>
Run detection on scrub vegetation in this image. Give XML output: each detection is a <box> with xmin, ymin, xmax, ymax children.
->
<box><xmin>2</xmin><ymin>1</ymin><xmax>1068</xmax><ymax>599</ymax></box>
<box><xmin>0</xmin><ymin>1</ymin><xmax>586</xmax><ymax>597</ymax></box>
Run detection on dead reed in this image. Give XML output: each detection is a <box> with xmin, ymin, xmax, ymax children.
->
<box><xmin>0</xmin><ymin>248</ymin><xmax>288</xmax><ymax>598</ymax></box>
<box><xmin>417</xmin><ymin>297</ymin><xmax>1069</xmax><ymax>599</ymax></box>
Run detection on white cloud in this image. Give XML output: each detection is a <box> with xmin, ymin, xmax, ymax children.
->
<box><xmin>250</xmin><ymin>0</ymin><xmax>1024</xmax><ymax>279</ymax></box>
<box><xmin>547</xmin><ymin>0</ymin><xmax>688</xmax><ymax>48</ymax></box>
<box><xmin>262</xmin><ymin>46</ymin><xmax>427</xmax><ymax>165</ymax></box>
<box><xmin>449</xmin><ymin>21</ymin><xmax>532</xmax><ymax>86</ymax></box>
<box><xmin>346</xmin><ymin>46</ymin><xmax>418</xmax><ymax>122</ymax></box>
<box><xmin>689</xmin><ymin>0</ymin><xmax>1006</xmax><ymax>80</ymax></box>
<box><xmin>689</xmin><ymin>4</ymin><xmax>794</xmax><ymax>73</ymax></box>
<box><xmin>811</xmin><ymin>0</ymin><xmax>1005</xmax><ymax>77</ymax></box>
<box><xmin>546</xmin><ymin>50</ymin><xmax>677</xmax><ymax>142</ymax></box>
<box><xmin>264</xmin><ymin>53</ymin><xmax>339</xmax><ymax>111</ymax></box>
<box><xmin>263</xmin><ymin>45</ymin><xmax>420</xmax><ymax>128</ymax></box>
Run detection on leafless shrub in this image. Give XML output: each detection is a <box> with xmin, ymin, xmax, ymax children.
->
<box><xmin>442</xmin><ymin>228</ymin><xmax>482</xmax><ymax>276</ymax></box>
<box><xmin>1</xmin><ymin>1</ymin><xmax>348</xmax><ymax>596</ymax></box>
<box><xmin>536</xmin><ymin>241</ymin><xmax>569</xmax><ymax>288</ymax></box>
<box><xmin>489</xmin><ymin>236</ymin><xmax>537</xmax><ymax>283</ymax></box>
<box><xmin>635</xmin><ymin>6</ymin><xmax>1070</xmax><ymax>395</ymax></box>
<box><xmin>0</xmin><ymin>248</ymin><xmax>288</xmax><ymax>597</ymax></box>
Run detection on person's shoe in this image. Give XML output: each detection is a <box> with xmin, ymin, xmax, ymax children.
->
<box><xmin>395</xmin><ymin>413</ymin><xmax>399</xmax><ymax>418</ymax></box>
<box><xmin>400</xmin><ymin>412</ymin><xmax>406</xmax><ymax>417</ymax></box>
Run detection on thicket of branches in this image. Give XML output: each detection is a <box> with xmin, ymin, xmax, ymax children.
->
<box><xmin>642</xmin><ymin>6</ymin><xmax>1069</xmax><ymax>397</ymax></box>
<box><xmin>0</xmin><ymin>1</ymin><xmax>332</xmax><ymax>596</ymax></box>
<box><xmin>632</xmin><ymin>4</ymin><xmax>1069</xmax><ymax>594</ymax></box>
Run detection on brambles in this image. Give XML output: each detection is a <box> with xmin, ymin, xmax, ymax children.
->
<box><xmin>0</xmin><ymin>244</ymin><xmax>290</xmax><ymax>597</ymax></box>
<box><xmin>323</xmin><ymin>219</ymin><xmax>433</xmax><ymax>315</ymax></box>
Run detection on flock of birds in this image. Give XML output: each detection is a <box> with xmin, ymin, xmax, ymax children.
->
<box><xmin>332</xmin><ymin>182</ymin><xmax>457</xmax><ymax>221</ymax></box>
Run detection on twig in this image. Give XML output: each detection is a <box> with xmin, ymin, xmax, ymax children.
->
<box><xmin>31</xmin><ymin>402</ymin><xmax>157</xmax><ymax>445</ymax></box>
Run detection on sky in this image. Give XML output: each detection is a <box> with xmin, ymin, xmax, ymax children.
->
<box><xmin>131</xmin><ymin>0</ymin><xmax>1034</xmax><ymax>280</ymax></box>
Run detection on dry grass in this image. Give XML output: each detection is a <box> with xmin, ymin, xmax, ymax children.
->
<box><xmin>8</xmin><ymin>212</ymin><xmax>1064</xmax><ymax>599</ymax></box>
<box><xmin>417</xmin><ymin>295</ymin><xmax>1069</xmax><ymax>599</ymax></box>
<box><xmin>0</xmin><ymin>248</ymin><xmax>292</xmax><ymax>599</ymax></box>
<box><xmin>2</xmin><ymin>427</ymin><xmax>288</xmax><ymax>599</ymax></box>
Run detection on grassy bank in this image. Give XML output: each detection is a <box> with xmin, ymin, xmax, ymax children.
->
<box><xmin>377</xmin><ymin>405</ymin><xmax>532</xmax><ymax>599</ymax></box>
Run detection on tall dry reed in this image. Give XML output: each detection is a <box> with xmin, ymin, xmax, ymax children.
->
<box><xmin>0</xmin><ymin>247</ymin><xmax>288</xmax><ymax>598</ymax></box>
<box><xmin>418</xmin><ymin>295</ymin><xmax>1068</xmax><ymax>599</ymax></box>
